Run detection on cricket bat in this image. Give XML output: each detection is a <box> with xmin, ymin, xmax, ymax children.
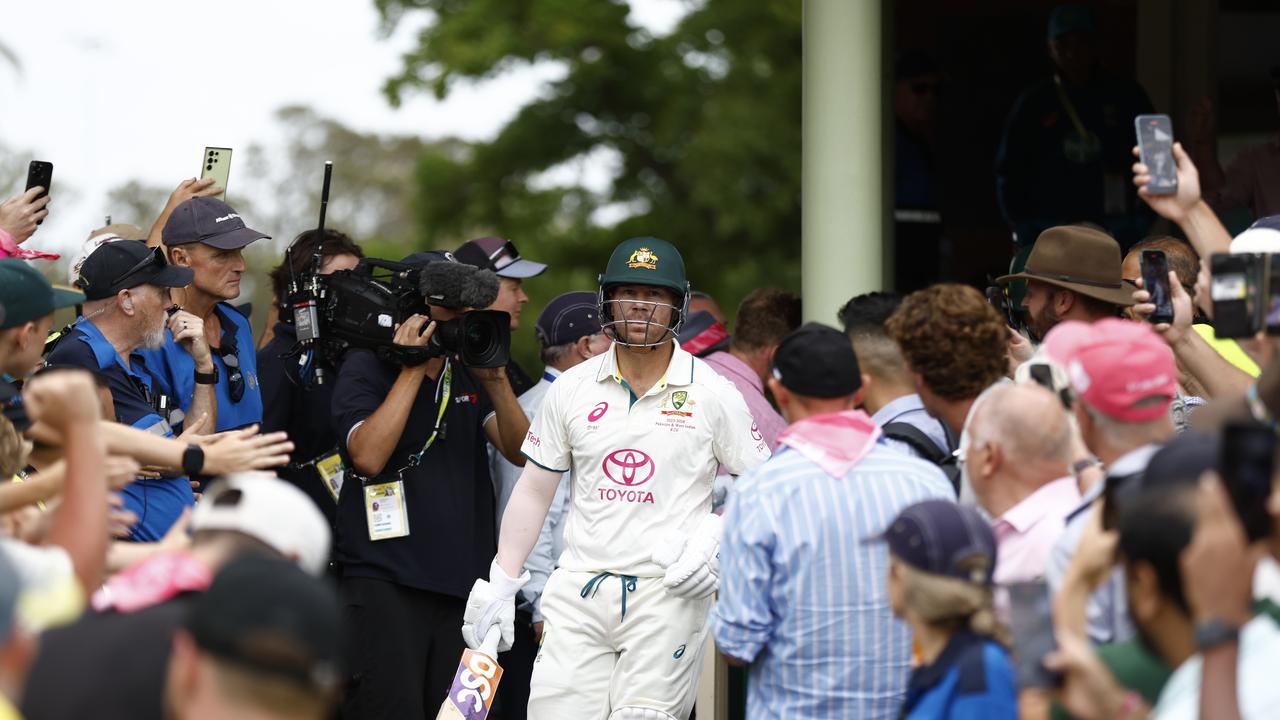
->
<box><xmin>437</xmin><ymin>628</ymin><xmax>504</xmax><ymax>719</ymax></box>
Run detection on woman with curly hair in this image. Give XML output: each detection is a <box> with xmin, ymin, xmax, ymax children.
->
<box><xmin>876</xmin><ymin>499</ymin><xmax>1017</xmax><ymax>719</ymax></box>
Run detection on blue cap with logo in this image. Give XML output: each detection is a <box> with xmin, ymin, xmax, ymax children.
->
<box><xmin>868</xmin><ymin>500</ymin><xmax>998</xmax><ymax>586</ymax></box>
<box><xmin>162</xmin><ymin>197</ymin><xmax>270</xmax><ymax>250</ymax></box>
<box><xmin>536</xmin><ymin>291</ymin><xmax>601</xmax><ymax>347</ymax></box>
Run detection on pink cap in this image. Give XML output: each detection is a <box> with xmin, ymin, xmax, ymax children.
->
<box><xmin>1046</xmin><ymin>319</ymin><xmax>1176</xmax><ymax>422</ymax></box>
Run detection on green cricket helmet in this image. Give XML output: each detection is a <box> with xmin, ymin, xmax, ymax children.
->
<box><xmin>597</xmin><ymin>236</ymin><xmax>691</xmax><ymax>348</ymax></box>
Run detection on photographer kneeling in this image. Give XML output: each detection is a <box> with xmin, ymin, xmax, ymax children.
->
<box><xmin>331</xmin><ymin>251</ymin><xmax>529</xmax><ymax>718</ymax></box>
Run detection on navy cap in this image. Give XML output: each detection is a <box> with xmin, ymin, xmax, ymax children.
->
<box><xmin>1140</xmin><ymin>431</ymin><xmax>1218</xmax><ymax>492</ymax></box>
<box><xmin>77</xmin><ymin>240</ymin><xmax>194</xmax><ymax>300</ymax></box>
<box><xmin>162</xmin><ymin>197</ymin><xmax>269</xmax><ymax>250</ymax></box>
<box><xmin>1048</xmin><ymin>4</ymin><xmax>1096</xmax><ymax>39</ymax></box>
<box><xmin>401</xmin><ymin>250</ymin><xmax>457</xmax><ymax>266</ymax></box>
<box><xmin>454</xmin><ymin>236</ymin><xmax>547</xmax><ymax>279</ymax></box>
<box><xmin>536</xmin><ymin>291</ymin><xmax>601</xmax><ymax>348</ymax></box>
<box><xmin>869</xmin><ymin>500</ymin><xmax>997</xmax><ymax>585</ymax></box>
<box><xmin>770</xmin><ymin>323</ymin><xmax>861</xmax><ymax>398</ymax></box>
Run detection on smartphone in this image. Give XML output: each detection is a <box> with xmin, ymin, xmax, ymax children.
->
<box><xmin>199</xmin><ymin>147</ymin><xmax>231</xmax><ymax>202</ymax></box>
<box><xmin>1135</xmin><ymin>114</ymin><xmax>1178</xmax><ymax>195</ymax></box>
<box><xmin>24</xmin><ymin>161</ymin><xmax>53</xmax><ymax>225</ymax></box>
<box><xmin>1006</xmin><ymin>581</ymin><xmax>1061</xmax><ymax>689</ymax></box>
<box><xmin>986</xmin><ymin>284</ymin><xmax>1020</xmax><ymax>329</ymax></box>
<box><xmin>1266</xmin><ymin>255</ymin><xmax>1280</xmax><ymax>336</ymax></box>
<box><xmin>1211</xmin><ymin>253</ymin><xmax>1264</xmax><ymax>339</ymax></box>
<box><xmin>1220</xmin><ymin>422</ymin><xmax>1276</xmax><ymax>543</ymax></box>
<box><xmin>1141</xmin><ymin>249</ymin><xmax>1174</xmax><ymax>324</ymax></box>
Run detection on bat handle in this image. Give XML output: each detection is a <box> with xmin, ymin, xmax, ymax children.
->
<box><xmin>479</xmin><ymin>627</ymin><xmax>502</xmax><ymax>658</ymax></box>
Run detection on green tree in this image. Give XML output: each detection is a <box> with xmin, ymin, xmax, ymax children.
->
<box><xmin>376</xmin><ymin>0</ymin><xmax>802</xmax><ymax>337</ymax></box>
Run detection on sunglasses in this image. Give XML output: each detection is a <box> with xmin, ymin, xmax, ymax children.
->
<box><xmin>217</xmin><ymin>342</ymin><xmax>245</xmax><ymax>403</ymax></box>
<box><xmin>485</xmin><ymin>240</ymin><xmax>521</xmax><ymax>273</ymax></box>
<box><xmin>110</xmin><ymin>247</ymin><xmax>168</xmax><ymax>288</ymax></box>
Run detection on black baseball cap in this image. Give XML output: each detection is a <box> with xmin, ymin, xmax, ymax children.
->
<box><xmin>867</xmin><ymin>500</ymin><xmax>998</xmax><ymax>585</ymax></box>
<box><xmin>162</xmin><ymin>197</ymin><xmax>270</xmax><ymax>250</ymax></box>
<box><xmin>454</xmin><ymin>236</ymin><xmax>547</xmax><ymax>278</ymax></box>
<box><xmin>184</xmin><ymin>555</ymin><xmax>341</xmax><ymax>692</ymax></box>
<box><xmin>536</xmin><ymin>291</ymin><xmax>601</xmax><ymax>347</ymax></box>
<box><xmin>401</xmin><ymin>250</ymin><xmax>457</xmax><ymax>266</ymax></box>
<box><xmin>76</xmin><ymin>240</ymin><xmax>194</xmax><ymax>300</ymax></box>
<box><xmin>770</xmin><ymin>323</ymin><xmax>861</xmax><ymax>398</ymax></box>
<box><xmin>0</xmin><ymin>259</ymin><xmax>84</xmax><ymax>330</ymax></box>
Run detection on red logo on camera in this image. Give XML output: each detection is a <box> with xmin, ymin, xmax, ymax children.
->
<box><xmin>587</xmin><ymin>402</ymin><xmax>608</xmax><ymax>423</ymax></box>
<box><xmin>750</xmin><ymin>422</ymin><xmax>763</xmax><ymax>441</ymax></box>
<box><xmin>601</xmin><ymin>449</ymin><xmax>655</xmax><ymax>487</ymax></box>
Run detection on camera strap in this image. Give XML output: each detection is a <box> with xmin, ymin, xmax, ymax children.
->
<box><xmin>399</xmin><ymin>359</ymin><xmax>453</xmax><ymax>473</ymax></box>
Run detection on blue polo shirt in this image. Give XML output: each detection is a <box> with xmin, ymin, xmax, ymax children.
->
<box><xmin>901</xmin><ymin>631</ymin><xmax>1016</xmax><ymax>719</ymax></box>
<box><xmin>45</xmin><ymin>319</ymin><xmax>195</xmax><ymax>542</ymax></box>
<box><xmin>139</xmin><ymin>302</ymin><xmax>262</xmax><ymax>432</ymax></box>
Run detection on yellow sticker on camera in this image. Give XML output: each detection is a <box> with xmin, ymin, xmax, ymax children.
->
<box><xmin>365</xmin><ymin>479</ymin><xmax>409</xmax><ymax>541</ymax></box>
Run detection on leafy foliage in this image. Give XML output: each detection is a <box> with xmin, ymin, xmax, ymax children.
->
<box><xmin>377</xmin><ymin>0</ymin><xmax>803</xmax><ymax>355</ymax></box>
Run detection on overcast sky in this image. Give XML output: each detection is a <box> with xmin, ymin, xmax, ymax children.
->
<box><xmin>0</xmin><ymin>0</ymin><xmax>685</xmax><ymax>255</ymax></box>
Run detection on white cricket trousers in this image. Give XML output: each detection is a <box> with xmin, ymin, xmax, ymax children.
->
<box><xmin>527</xmin><ymin>568</ymin><xmax>712</xmax><ymax>720</ymax></box>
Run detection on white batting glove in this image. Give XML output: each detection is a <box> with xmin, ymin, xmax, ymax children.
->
<box><xmin>462</xmin><ymin>560</ymin><xmax>529</xmax><ymax>652</ymax></box>
<box><xmin>651</xmin><ymin>514</ymin><xmax>723</xmax><ymax>599</ymax></box>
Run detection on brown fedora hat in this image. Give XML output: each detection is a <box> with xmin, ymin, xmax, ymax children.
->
<box><xmin>996</xmin><ymin>226</ymin><xmax>1136</xmax><ymax>306</ymax></box>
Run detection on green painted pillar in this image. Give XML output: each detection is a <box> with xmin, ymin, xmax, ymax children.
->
<box><xmin>802</xmin><ymin>0</ymin><xmax>885</xmax><ymax>324</ymax></box>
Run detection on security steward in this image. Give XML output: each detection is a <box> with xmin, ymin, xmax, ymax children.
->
<box><xmin>47</xmin><ymin>239</ymin><xmax>206</xmax><ymax>541</ymax></box>
<box><xmin>140</xmin><ymin>197</ymin><xmax>268</xmax><ymax>432</ymax></box>
<box><xmin>258</xmin><ymin>229</ymin><xmax>363</xmax><ymax>535</ymax></box>
<box><xmin>330</xmin><ymin>251</ymin><xmax>531</xmax><ymax>718</ymax></box>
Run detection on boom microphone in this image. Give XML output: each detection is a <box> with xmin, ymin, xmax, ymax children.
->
<box><xmin>418</xmin><ymin>262</ymin><xmax>500</xmax><ymax>309</ymax></box>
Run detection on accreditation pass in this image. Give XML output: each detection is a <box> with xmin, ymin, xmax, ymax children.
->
<box><xmin>364</xmin><ymin>479</ymin><xmax>409</xmax><ymax>541</ymax></box>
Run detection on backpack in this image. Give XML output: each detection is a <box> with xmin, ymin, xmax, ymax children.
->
<box><xmin>881</xmin><ymin>422</ymin><xmax>960</xmax><ymax>496</ymax></box>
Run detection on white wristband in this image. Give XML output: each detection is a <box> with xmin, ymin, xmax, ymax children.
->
<box><xmin>489</xmin><ymin>559</ymin><xmax>530</xmax><ymax>600</ymax></box>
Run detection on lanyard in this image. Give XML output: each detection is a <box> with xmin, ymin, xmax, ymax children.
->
<box><xmin>402</xmin><ymin>360</ymin><xmax>453</xmax><ymax>470</ymax></box>
<box><xmin>1053</xmin><ymin>74</ymin><xmax>1090</xmax><ymax>141</ymax></box>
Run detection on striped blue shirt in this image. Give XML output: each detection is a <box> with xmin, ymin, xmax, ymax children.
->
<box><xmin>711</xmin><ymin>442</ymin><xmax>955</xmax><ymax>720</ymax></box>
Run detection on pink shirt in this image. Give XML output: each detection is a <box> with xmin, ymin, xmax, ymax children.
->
<box><xmin>992</xmin><ymin>476</ymin><xmax>1081</xmax><ymax>585</ymax></box>
<box><xmin>703</xmin><ymin>350</ymin><xmax>786</xmax><ymax>452</ymax></box>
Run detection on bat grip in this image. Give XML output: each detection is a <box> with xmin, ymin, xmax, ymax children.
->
<box><xmin>479</xmin><ymin>626</ymin><xmax>502</xmax><ymax>658</ymax></box>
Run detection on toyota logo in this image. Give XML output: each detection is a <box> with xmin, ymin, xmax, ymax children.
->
<box><xmin>601</xmin><ymin>449</ymin><xmax>655</xmax><ymax>487</ymax></box>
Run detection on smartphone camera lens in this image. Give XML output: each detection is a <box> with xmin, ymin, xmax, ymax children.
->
<box><xmin>206</xmin><ymin>164</ymin><xmax>213</xmax><ymax>171</ymax></box>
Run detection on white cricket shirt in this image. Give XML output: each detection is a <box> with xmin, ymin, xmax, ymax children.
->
<box><xmin>522</xmin><ymin>340</ymin><xmax>770</xmax><ymax>577</ymax></box>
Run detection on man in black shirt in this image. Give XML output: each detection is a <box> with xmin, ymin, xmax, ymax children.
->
<box><xmin>258</xmin><ymin>229</ymin><xmax>363</xmax><ymax>533</ymax></box>
<box><xmin>331</xmin><ymin>252</ymin><xmax>529</xmax><ymax>718</ymax></box>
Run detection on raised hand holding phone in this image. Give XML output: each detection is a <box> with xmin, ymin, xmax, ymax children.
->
<box><xmin>24</xmin><ymin>160</ymin><xmax>53</xmax><ymax>226</ymax></box>
<box><xmin>1140</xmin><ymin>249</ymin><xmax>1174</xmax><ymax>324</ymax></box>
<box><xmin>1134</xmin><ymin>115</ymin><xmax>1177</xmax><ymax>196</ymax></box>
<box><xmin>199</xmin><ymin>147</ymin><xmax>231</xmax><ymax>202</ymax></box>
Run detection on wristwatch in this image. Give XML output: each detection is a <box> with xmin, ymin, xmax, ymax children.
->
<box><xmin>194</xmin><ymin>364</ymin><xmax>219</xmax><ymax>386</ymax></box>
<box><xmin>182</xmin><ymin>444</ymin><xmax>206</xmax><ymax>477</ymax></box>
<box><xmin>1193</xmin><ymin>618</ymin><xmax>1240</xmax><ymax>651</ymax></box>
<box><xmin>1071</xmin><ymin>457</ymin><xmax>1102</xmax><ymax>476</ymax></box>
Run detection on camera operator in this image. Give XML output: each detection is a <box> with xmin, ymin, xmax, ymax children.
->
<box><xmin>330</xmin><ymin>251</ymin><xmax>530</xmax><ymax>718</ymax></box>
<box><xmin>258</xmin><ymin>229</ymin><xmax>362</xmax><ymax>527</ymax></box>
<box><xmin>48</xmin><ymin>240</ymin><xmax>204</xmax><ymax>541</ymax></box>
<box><xmin>140</xmin><ymin>197</ymin><xmax>268</xmax><ymax>433</ymax></box>
<box><xmin>454</xmin><ymin>236</ymin><xmax>548</xmax><ymax>397</ymax></box>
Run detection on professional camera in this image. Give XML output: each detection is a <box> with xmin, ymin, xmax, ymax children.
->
<box><xmin>286</xmin><ymin>256</ymin><xmax>511</xmax><ymax>370</ymax></box>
